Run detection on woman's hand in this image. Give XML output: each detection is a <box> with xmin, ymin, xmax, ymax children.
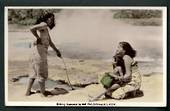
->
<box><xmin>114</xmin><ymin>76</ymin><xmax>120</xmax><ymax>80</ymax></box>
<box><xmin>118</xmin><ymin>76</ymin><xmax>124</xmax><ymax>81</ymax></box>
<box><xmin>109</xmin><ymin>73</ymin><xmax>121</xmax><ymax>81</ymax></box>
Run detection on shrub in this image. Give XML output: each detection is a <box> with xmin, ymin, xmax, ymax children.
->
<box><xmin>8</xmin><ymin>9</ymin><xmax>61</xmax><ymax>25</ymax></box>
<box><xmin>113</xmin><ymin>10</ymin><xmax>162</xmax><ymax>19</ymax></box>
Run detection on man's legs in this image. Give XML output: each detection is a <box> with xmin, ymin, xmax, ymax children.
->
<box><xmin>38</xmin><ymin>78</ymin><xmax>46</xmax><ymax>96</ymax></box>
<box><xmin>26</xmin><ymin>59</ymin><xmax>37</xmax><ymax>96</ymax></box>
<box><xmin>25</xmin><ymin>78</ymin><xmax>35</xmax><ymax>96</ymax></box>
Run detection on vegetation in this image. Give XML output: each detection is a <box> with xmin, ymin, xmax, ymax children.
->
<box><xmin>113</xmin><ymin>10</ymin><xmax>162</xmax><ymax>19</ymax></box>
<box><xmin>8</xmin><ymin>9</ymin><xmax>61</xmax><ymax>25</ymax></box>
<box><xmin>113</xmin><ymin>10</ymin><xmax>162</xmax><ymax>26</ymax></box>
<box><xmin>8</xmin><ymin>9</ymin><xmax>162</xmax><ymax>26</ymax></box>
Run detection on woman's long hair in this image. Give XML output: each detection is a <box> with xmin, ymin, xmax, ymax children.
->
<box><xmin>112</xmin><ymin>42</ymin><xmax>136</xmax><ymax>74</ymax></box>
<box><xmin>119</xmin><ymin>41</ymin><xmax>136</xmax><ymax>58</ymax></box>
<box><xmin>35</xmin><ymin>12</ymin><xmax>55</xmax><ymax>29</ymax></box>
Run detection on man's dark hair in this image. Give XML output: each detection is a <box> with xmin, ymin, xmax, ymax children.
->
<box><xmin>36</xmin><ymin>12</ymin><xmax>55</xmax><ymax>29</ymax></box>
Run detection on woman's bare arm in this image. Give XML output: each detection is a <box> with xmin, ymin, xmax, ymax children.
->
<box><xmin>30</xmin><ymin>22</ymin><xmax>47</xmax><ymax>39</ymax></box>
<box><xmin>49</xmin><ymin>36</ymin><xmax>57</xmax><ymax>51</ymax></box>
<box><xmin>117</xmin><ymin>67</ymin><xmax>124</xmax><ymax>77</ymax></box>
<box><xmin>49</xmin><ymin>36</ymin><xmax>62</xmax><ymax>58</ymax></box>
<box><xmin>122</xmin><ymin>55</ymin><xmax>133</xmax><ymax>82</ymax></box>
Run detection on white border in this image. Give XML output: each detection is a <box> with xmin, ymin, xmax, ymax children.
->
<box><xmin>5</xmin><ymin>7</ymin><xmax>8</xmax><ymax>107</ymax></box>
<box><xmin>5</xmin><ymin>6</ymin><xmax>167</xmax><ymax>10</ymax></box>
<box><xmin>5</xmin><ymin>101</ymin><xmax>166</xmax><ymax>107</ymax></box>
<box><xmin>162</xmin><ymin>6</ymin><xmax>167</xmax><ymax>107</ymax></box>
<box><xmin>5</xmin><ymin>6</ymin><xmax>167</xmax><ymax>107</ymax></box>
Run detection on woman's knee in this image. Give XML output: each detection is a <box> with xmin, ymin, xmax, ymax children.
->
<box><xmin>111</xmin><ymin>88</ymin><xmax>126</xmax><ymax>99</ymax></box>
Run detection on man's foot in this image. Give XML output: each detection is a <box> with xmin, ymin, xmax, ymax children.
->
<box><xmin>40</xmin><ymin>90</ymin><xmax>53</xmax><ymax>97</ymax></box>
<box><xmin>25</xmin><ymin>91</ymin><xmax>35</xmax><ymax>96</ymax></box>
<box><xmin>35</xmin><ymin>90</ymin><xmax>41</xmax><ymax>93</ymax></box>
<box><xmin>40</xmin><ymin>93</ymin><xmax>48</xmax><ymax>97</ymax></box>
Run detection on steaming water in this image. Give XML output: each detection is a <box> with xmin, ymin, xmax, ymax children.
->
<box><xmin>8</xmin><ymin>9</ymin><xmax>164</xmax><ymax>74</ymax></box>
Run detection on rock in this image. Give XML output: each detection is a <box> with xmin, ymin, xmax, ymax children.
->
<box><xmin>10</xmin><ymin>74</ymin><xmax>29</xmax><ymax>82</ymax></box>
<box><xmin>35</xmin><ymin>90</ymin><xmax>53</xmax><ymax>96</ymax></box>
<box><xmin>73</xmin><ymin>82</ymin><xmax>98</xmax><ymax>88</ymax></box>
<box><xmin>143</xmin><ymin>73</ymin><xmax>152</xmax><ymax>77</ymax></box>
<box><xmin>79</xmin><ymin>59</ymin><xmax>85</xmax><ymax>62</ymax></box>
<box><xmin>50</xmin><ymin>87</ymin><xmax>68</xmax><ymax>95</ymax></box>
<box><xmin>11</xmin><ymin>77</ymin><xmax>19</xmax><ymax>82</ymax></box>
<box><xmin>71</xmin><ymin>67</ymin><xmax>76</xmax><ymax>70</ymax></box>
<box><xmin>18</xmin><ymin>74</ymin><xmax>29</xmax><ymax>78</ymax></box>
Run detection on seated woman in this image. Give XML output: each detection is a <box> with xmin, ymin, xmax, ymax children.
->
<box><xmin>106</xmin><ymin>41</ymin><xmax>142</xmax><ymax>99</ymax></box>
<box><xmin>89</xmin><ymin>41</ymin><xmax>142</xmax><ymax>101</ymax></box>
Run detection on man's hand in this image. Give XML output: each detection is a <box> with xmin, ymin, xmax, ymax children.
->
<box><xmin>56</xmin><ymin>50</ymin><xmax>62</xmax><ymax>58</ymax></box>
<box><xmin>37</xmin><ymin>38</ymin><xmax>42</xmax><ymax>45</ymax></box>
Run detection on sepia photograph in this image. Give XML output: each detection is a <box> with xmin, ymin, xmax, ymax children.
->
<box><xmin>5</xmin><ymin>7</ymin><xmax>167</xmax><ymax>106</ymax></box>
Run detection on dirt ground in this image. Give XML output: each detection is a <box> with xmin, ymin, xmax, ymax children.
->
<box><xmin>7</xmin><ymin>58</ymin><xmax>164</xmax><ymax>106</ymax></box>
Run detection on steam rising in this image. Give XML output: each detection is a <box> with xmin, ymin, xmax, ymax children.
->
<box><xmin>50</xmin><ymin>9</ymin><xmax>163</xmax><ymax>60</ymax></box>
